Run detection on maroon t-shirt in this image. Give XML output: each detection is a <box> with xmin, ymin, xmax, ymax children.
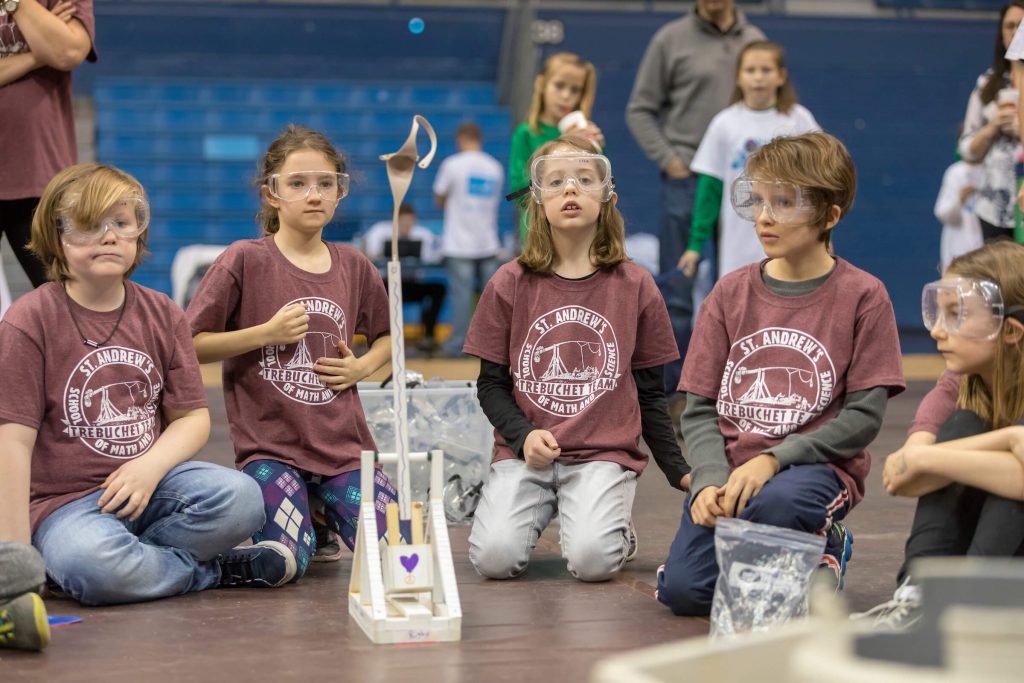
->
<box><xmin>679</xmin><ymin>259</ymin><xmax>905</xmax><ymax>507</ymax></box>
<box><xmin>0</xmin><ymin>282</ymin><xmax>207</xmax><ymax>532</ymax></box>
<box><xmin>0</xmin><ymin>0</ymin><xmax>97</xmax><ymax>199</ymax></box>
<box><xmin>187</xmin><ymin>237</ymin><xmax>390</xmax><ymax>475</ymax></box>
<box><xmin>909</xmin><ymin>370</ymin><xmax>960</xmax><ymax>436</ymax></box>
<box><xmin>463</xmin><ymin>260</ymin><xmax>678</xmax><ymax>473</ymax></box>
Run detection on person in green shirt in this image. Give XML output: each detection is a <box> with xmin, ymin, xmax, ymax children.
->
<box><xmin>509</xmin><ymin>52</ymin><xmax>604</xmax><ymax>244</ymax></box>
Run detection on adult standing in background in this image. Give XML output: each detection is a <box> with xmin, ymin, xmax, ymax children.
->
<box><xmin>626</xmin><ymin>0</ymin><xmax>763</xmax><ymax>405</ymax></box>
<box><xmin>959</xmin><ymin>1</ymin><xmax>1024</xmax><ymax>243</ymax></box>
<box><xmin>433</xmin><ymin>122</ymin><xmax>504</xmax><ymax>358</ymax></box>
<box><xmin>0</xmin><ymin>0</ymin><xmax>96</xmax><ymax>288</ymax></box>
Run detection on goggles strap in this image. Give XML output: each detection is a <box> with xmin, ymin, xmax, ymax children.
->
<box><xmin>506</xmin><ymin>186</ymin><xmax>530</xmax><ymax>202</ymax></box>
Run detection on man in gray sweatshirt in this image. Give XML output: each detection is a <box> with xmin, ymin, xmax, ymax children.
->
<box><xmin>626</xmin><ymin>0</ymin><xmax>763</xmax><ymax>397</ymax></box>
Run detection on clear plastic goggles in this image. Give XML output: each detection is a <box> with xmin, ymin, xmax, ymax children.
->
<box><xmin>921</xmin><ymin>277</ymin><xmax>1024</xmax><ymax>340</ymax></box>
<box><xmin>267</xmin><ymin>171</ymin><xmax>350</xmax><ymax>203</ymax></box>
<box><xmin>59</xmin><ymin>196</ymin><xmax>150</xmax><ymax>247</ymax></box>
<box><xmin>529</xmin><ymin>153</ymin><xmax>614</xmax><ymax>204</ymax></box>
<box><xmin>730</xmin><ymin>177</ymin><xmax>818</xmax><ymax>223</ymax></box>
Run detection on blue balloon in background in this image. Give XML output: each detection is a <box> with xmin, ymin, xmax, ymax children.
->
<box><xmin>408</xmin><ymin>17</ymin><xmax>425</xmax><ymax>35</ymax></box>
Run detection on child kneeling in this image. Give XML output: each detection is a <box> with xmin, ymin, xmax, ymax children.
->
<box><xmin>464</xmin><ymin>137</ymin><xmax>690</xmax><ymax>582</ymax></box>
<box><xmin>657</xmin><ymin>132</ymin><xmax>905</xmax><ymax>615</ymax></box>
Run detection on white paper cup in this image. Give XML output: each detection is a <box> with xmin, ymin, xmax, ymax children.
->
<box><xmin>998</xmin><ymin>88</ymin><xmax>1019</xmax><ymax>107</ymax></box>
<box><xmin>558</xmin><ymin>110</ymin><xmax>588</xmax><ymax>134</ymax></box>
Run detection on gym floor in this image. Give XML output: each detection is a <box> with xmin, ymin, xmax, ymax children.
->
<box><xmin>1</xmin><ymin>358</ymin><xmax>938</xmax><ymax>682</ymax></box>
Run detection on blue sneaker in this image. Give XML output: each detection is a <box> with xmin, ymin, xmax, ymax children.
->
<box><xmin>217</xmin><ymin>541</ymin><xmax>297</xmax><ymax>588</ymax></box>
<box><xmin>820</xmin><ymin>521</ymin><xmax>853</xmax><ymax>590</ymax></box>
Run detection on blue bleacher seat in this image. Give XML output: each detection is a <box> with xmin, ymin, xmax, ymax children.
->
<box><xmin>94</xmin><ymin>76</ymin><xmax>509</xmax><ymax>294</ymax></box>
<box><xmin>875</xmin><ymin>0</ymin><xmax>1004</xmax><ymax>8</ymax></box>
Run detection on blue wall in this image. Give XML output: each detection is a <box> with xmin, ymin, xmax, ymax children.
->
<box><xmin>75</xmin><ymin>3</ymin><xmax>996</xmax><ymax>346</ymax></box>
<box><xmin>82</xmin><ymin>2</ymin><xmax>505</xmax><ymax>86</ymax></box>
<box><xmin>540</xmin><ymin>9</ymin><xmax>993</xmax><ymax>348</ymax></box>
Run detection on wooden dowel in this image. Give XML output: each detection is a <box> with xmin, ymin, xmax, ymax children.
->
<box><xmin>386</xmin><ymin>502</ymin><xmax>400</xmax><ymax>546</ymax></box>
<box><xmin>410</xmin><ymin>502</ymin><xmax>424</xmax><ymax>545</ymax></box>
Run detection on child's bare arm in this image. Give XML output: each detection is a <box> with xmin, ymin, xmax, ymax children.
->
<box><xmin>97</xmin><ymin>407</ymin><xmax>211</xmax><ymax>521</ymax></box>
<box><xmin>193</xmin><ymin>303</ymin><xmax>309</xmax><ymax>363</ymax></box>
<box><xmin>882</xmin><ymin>430</ymin><xmax>956</xmax><ymax>497</ymax></box>
<box><xmin>886</xmin><ymin>426</ymin><xmax>1024</xmax><ymax>500</ymax></box>
<box><xmin>0</xmin><ymin>422</ymin><xmax>37</xmax><ymax>545</ymax></box>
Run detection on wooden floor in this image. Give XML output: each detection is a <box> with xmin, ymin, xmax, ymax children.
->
<box><xmin>1</xmin><ymin>361</ymin><xmax>940</xmax><ymax>682</ymax></box>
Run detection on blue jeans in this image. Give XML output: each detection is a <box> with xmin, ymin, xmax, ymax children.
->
<box><xmin>443</xmin><ymin>255</ymin><xmax>499</xmax><ymax>356</ymax></box>
<box><xmin>33</xmin><ymin>461</ymin><xmax>264</xmax><ymax>606</ymax></box>
<box><xmin>658</xmin><ymin>175</ymin><xmax>697</xmax><ymax>394</ymax></box>
<box><xmin>657</xmin><ymin>464</ymin><xmax>849</xmax><ymax>616</ymax></box>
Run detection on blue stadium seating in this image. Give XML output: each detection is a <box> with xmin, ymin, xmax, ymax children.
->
<box><xmin>876</xmin><ymin>1</ymin><xmax>1005</xmax><ymax>9</ymax></box>
<box><xmin>94</xmin><ymin>77</ymin><xmax>510</xmax><ymax>293</ymax></box>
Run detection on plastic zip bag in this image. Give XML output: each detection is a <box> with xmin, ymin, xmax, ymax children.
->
<box><xmin>710</xmin><ymin>517</ymin><xmax>826</xmax><ymax>637</ymax></box>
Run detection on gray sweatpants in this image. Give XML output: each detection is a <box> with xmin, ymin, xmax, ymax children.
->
<box><xmin>0</xmin><ymin>541</ymin><xmax>46</xmax><ymax>601</ymax></box>
<box><xmin>468</xmin><ymin>459</ymin><xmax>637</xmax><ymax>582</ymax></box>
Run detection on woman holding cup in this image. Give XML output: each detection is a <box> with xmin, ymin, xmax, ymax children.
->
<box><xmin>959</xmin><ymin>1</ymin><xmax>1024</xmax><ymax>242</ymax></box>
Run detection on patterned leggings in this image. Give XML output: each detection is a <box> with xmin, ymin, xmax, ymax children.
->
<box><xmin>243</xmin><ymin>460</ymin><xmax>398</xmax><ymax>578</ymax></box>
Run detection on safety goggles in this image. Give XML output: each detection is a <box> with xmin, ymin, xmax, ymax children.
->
<box><xmin>921</xmin><ymin>277</ymin><xmax>1024</xmax><ymax>340</ymax></box>
<box><xmin>730</xmin><ymin>177</ymin><xmax>818</xmax><ymax>224</ymax></box>
<box><xmin>267</xmin><ymin>171</ymin><xmax>350</xmax><ymax>203</ymax></box>
<box><xmin>59</xmin><ymin>196</ymin><xmax>150</xmax><ymax>247</ymax></box>
<box><xmin>526</xmin><ymin>153</ymin><xmax>614</xmax><ymax>204</ymax></box>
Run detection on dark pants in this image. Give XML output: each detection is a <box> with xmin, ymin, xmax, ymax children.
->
<box><xmin>657</xmin><ymin>175</ymin><xmax>697</xmax><ymax>395</ymax></box>
<box><xmin>978</xmin><ymin>216</ymin><xmax>1015</xmax><ymax>243</ymax></box>
<box><xmin>403</xmin><ymin>279</ymin><xmax>446</xmax><ymax>340</ymax></box>
<box><xmin>657</xmin><ymin>464</ymin><xmax>849</xmax><ymax>616</ymax></box>
<box><xmin>0</xmin><ymin>198</ymin><xmax>48</xmax><ymax>287</ymax></box>
<box><xmin>897</xmin><ymin>410</ymin><xmax>1024</xmax><ymax>584</ymax></box>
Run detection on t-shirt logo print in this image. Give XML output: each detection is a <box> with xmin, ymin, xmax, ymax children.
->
<box><xmin>259</xmin><ymin>296</ymin><xmax>346</xmax><ymax>405</ymax></box>
<box><xmin>61</xmin><ymin>346</ymin><xmax>161</xmax><ymax>459</ymax></box>
<box><xmin>515</xmin><ymin>305</ymin><xmax>620</xmax><ymax>417</ymax></box>
<box><xmin>718</xmin><ymin>327</ymin><xmax>836</xmax><ymax>438</ymax></box>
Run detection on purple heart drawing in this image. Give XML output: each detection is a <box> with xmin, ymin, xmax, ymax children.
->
<box><xmin>400</xmin><ymin>553</ymin><xmax>419</xmax><ymax>573</ymax></box>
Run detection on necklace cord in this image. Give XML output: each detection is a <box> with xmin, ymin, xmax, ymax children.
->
<box><xmin>63</xmin><ymin>285</ymin><xmax>128</xmax><ymax>348</ymax></box>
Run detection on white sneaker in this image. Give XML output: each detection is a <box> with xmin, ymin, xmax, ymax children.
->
<box><xmin>853</xmin><ymin>577</ymin><xmax>922</xmax><ymax>631</ymax></box>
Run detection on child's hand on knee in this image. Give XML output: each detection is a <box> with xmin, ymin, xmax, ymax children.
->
<box><xmin>98</xmin><ymin>457</ymin><xmax>167</xmax><ymax>521</ymax></box>
<box><xmin>523</xmin><ymin>430</ymin><xmax>560</xmax><ymax>469</ymax></box>
<box><xmin>691</xmin><ymin>486</ymin><xmax>724</xmax><ymax>527</ymax></box>
<box><xmin>720</xmin><ymin>454</ymin><xmax>779</xmax><ymax>517</ymax></box>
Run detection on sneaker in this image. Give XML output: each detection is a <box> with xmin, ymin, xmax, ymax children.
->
<box><xmin>0</xmin><ymin>593</ymin><xmax>51</xmax><ymax>651</ymax></box>
<box><xmin>853</xmin><ymin>578</ymin><xmax>922</xmax><ymax>631</ymax></box>
<box><xmin>417</xmin><ymin>337</ymin><xmax>438</xmax><ymax>355</ymax></box>
<box><xmin>217</xmin><ymin>541</ymin><xmax>297</xmax><ymax>588</ymax></box>
<box><xmin>312</xmin><ymin>522</ymin><xmax>343</xmax><ymax>563</ymax></box>
<box><xmin>654</xmin><ymin>563</ymin><xmax>666</xmax><ymax>601</ymax></box>
<box><xmin>820</xmin><ymin>521</ymin><xmax>854</xmax><ymax>590</ymax></box>
<box><xmin>625</xmin><ymin>521</ymin><xmax>639</xmax><ymax>563</ymax></box>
